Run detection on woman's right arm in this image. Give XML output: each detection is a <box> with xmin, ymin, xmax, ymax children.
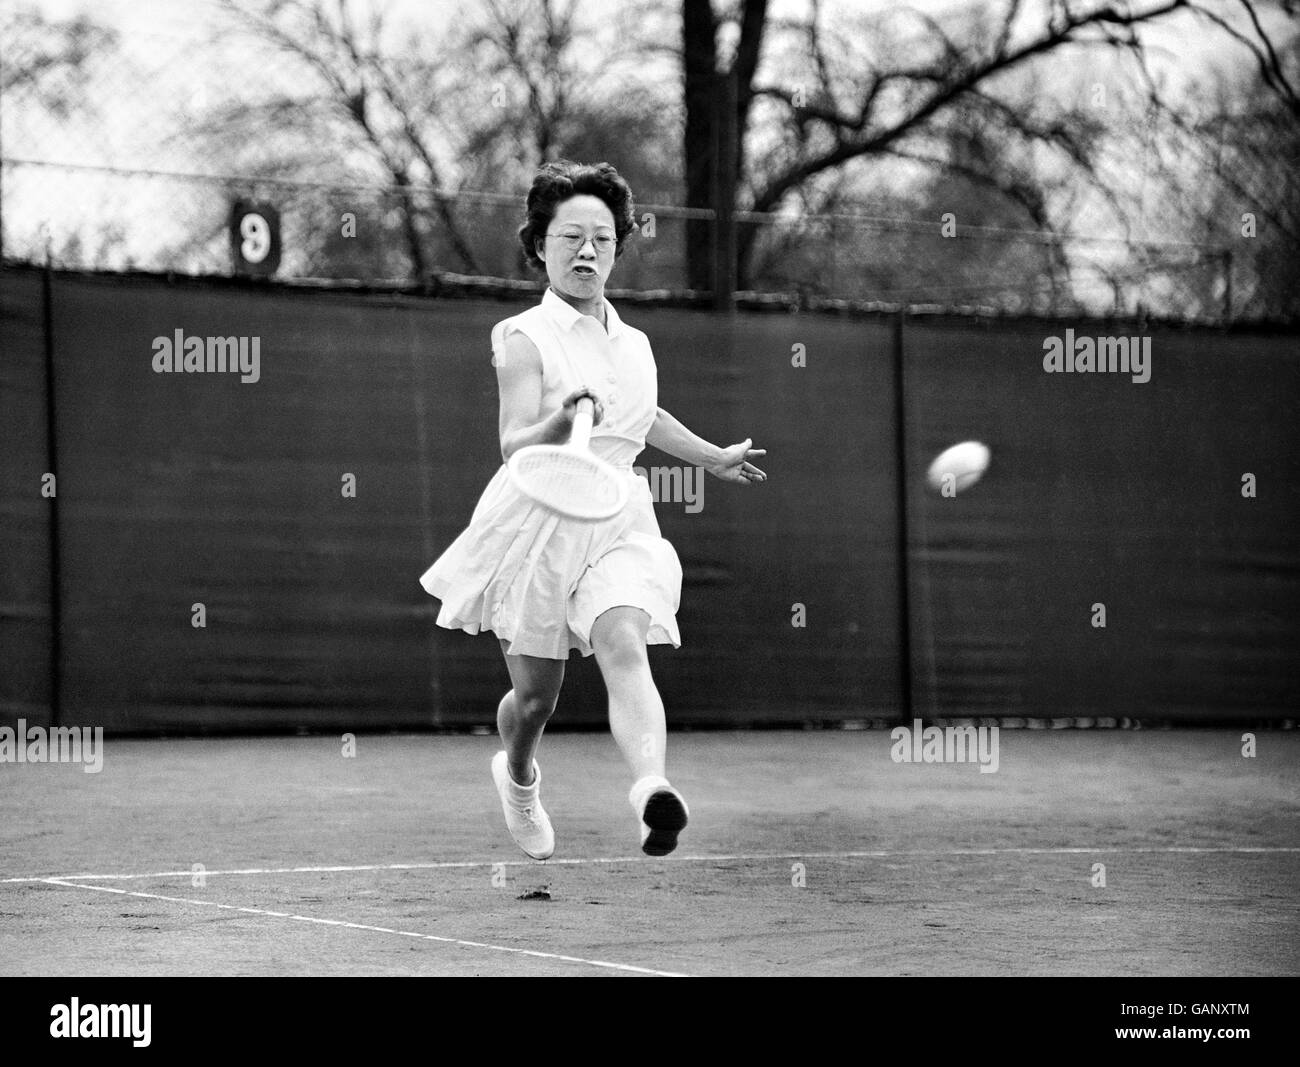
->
<box><xmin>495</xmin><ymin>330</ymin><xmax>604</xmax><ymax>462</ymax></box>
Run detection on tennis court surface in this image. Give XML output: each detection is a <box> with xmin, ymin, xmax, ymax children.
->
<box><xmin>3</xmin><ymin>728</ymin><xmax>1296</xmax><ymax>977</ymax></box>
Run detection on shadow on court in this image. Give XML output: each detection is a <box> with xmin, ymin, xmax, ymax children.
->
<box><xmin>1</xmin><ymin>730</ymin><xmax>1296</xmax><ymax>976</ymax></box>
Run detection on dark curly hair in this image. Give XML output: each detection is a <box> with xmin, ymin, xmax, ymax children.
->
<box><xmin>518</xmin><ymin>160</ymin><xmax>636</xmax><ymax>270</ymax></box>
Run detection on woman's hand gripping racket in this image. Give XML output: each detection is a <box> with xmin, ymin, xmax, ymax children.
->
<box><xmin>507</xmin><ymin>397</ymin><xmax>628</xmax><ymax>521</ymax></box>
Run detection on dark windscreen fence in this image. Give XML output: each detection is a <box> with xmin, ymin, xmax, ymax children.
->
<box><xmin>14</xmin><ymin>270</ymin><xmax>460</xmax><ymax>732</ymax></box>
<box><xmin>0</xmin><ymin>265</ymin><xmax>1295</xmax><ymax>733</ymax></box>
<box><xmin>0</xmin><ymin>267</ymin><xmax>902</xmax><ymax>731</ymax></box>
<box><xmin>902</xmin><ymin>319</ymin><xmax>1300</xmax><ymax>723</ymax></box>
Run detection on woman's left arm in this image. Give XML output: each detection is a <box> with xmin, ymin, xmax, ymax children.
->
<box><xmin>646</xmin><ymin>407</ymin><xmax>768</xmax><ymax>485</ymax></box>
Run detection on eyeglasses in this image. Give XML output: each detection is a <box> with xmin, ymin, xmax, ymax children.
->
<box><xmin>546</xmin><ymin>230</ymin><xmax>616</xmax><ymax>253</ymax></box>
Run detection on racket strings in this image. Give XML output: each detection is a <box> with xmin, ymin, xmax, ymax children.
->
<box><xmin>512</xmin><ymin>451</ymin><xmax>626</xmax><ymax>513</ymax></box>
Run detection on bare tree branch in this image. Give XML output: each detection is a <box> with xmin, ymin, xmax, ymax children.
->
<box><xmin>1188</xmin><ymin>0</ymin><xmax>1300</xmax><ymax>116</ymax></box>
<box><xmin>216</xmin><ymin>0</ymin><xmax>489</xmax><ymax>277</ymax></box>
<box><xmin>748</xmin><ymin>0</ymin><xmax>1188</xmax><ymax>216</ymax></box>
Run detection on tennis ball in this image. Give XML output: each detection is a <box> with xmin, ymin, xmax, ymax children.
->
<box><xmin>926</xmin><ymin>440</ymin><xmax>990</xmax><ymax>495</ymax></box>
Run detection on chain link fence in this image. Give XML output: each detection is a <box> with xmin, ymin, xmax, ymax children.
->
<box><xmin>1</xmin><ymin>154</ymin><xmax>1233</xmax><ymax>320</ymax></box>
<box><xmin>1</xmin><ymin>5</ymin><xmax>1237</xmax><ymax>321</ymax></box>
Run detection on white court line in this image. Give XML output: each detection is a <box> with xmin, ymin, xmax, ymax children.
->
<box><xmin>4</xmin><ymin>845</ymin><xmax>1298</xmax><ymax>884</ymax></box>
<box><xmin>40</xmin><ymin>879</ymin><xmax>689</xmax><ymax>978</ymax></box>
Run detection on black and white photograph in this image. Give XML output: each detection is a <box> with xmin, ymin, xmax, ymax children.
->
<box><xmin>0</xmin><ymin>0</ymin><xmax>1296</xmax><ymax>1026</ymax></box>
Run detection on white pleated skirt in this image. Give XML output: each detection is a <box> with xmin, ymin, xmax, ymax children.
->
<box><xmin>420</xmin><ymin>465</ymin><xmax>682</xmax><ymax>660</ymax></box>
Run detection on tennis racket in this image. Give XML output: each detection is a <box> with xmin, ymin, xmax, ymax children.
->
<box><xmin>507</xmin><ymin>397</ymin><xmax>629</xmax><ymax>521</ymax></box>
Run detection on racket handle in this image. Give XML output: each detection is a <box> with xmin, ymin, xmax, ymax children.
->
<box><xmin>570</xmin><ymin>396</ymin><xmax>595</xmax><ymax>449</ymax></box>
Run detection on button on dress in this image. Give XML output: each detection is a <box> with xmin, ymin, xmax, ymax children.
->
<box><xmin>419</xmin><ymin>288</ymin><xmax>684</xmax><ymax>659</ymax></box>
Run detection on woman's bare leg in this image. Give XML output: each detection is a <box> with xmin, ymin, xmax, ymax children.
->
<box><xmin>589</xmin><ymin>606</ymin><xmax>665</xmax><ymax>780</ymax></box>
<box><xmin>497</xmin><ymin>641</ymin><xmax>565</xmax><ymax>785</ymax></box>
<box><xmin>590</xmin><ymin>606</ymin><xmax>686</xmax><ymax>854</ymax></box>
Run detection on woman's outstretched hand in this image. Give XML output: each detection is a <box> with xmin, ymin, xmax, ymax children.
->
<box><xmin>707</xmin><ymin>439</ymin><xmax>767</xmax><ymax>485</ymax></box>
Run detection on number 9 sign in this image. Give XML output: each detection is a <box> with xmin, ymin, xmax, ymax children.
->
<box><xmin>229</xmin><ymin>199</ymin><xmax>281</xmax><ymax>276</ymax></box>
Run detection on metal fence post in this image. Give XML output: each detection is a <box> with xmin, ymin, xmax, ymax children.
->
<box><xmin>712</xmin><ymin>67</ymin><xmax>737</xmax><ymax>311</ymax></box>
<box><xmin>892</xmin><ymin>309</ymin><xmax>913</xmax><ymax>723</ymax></box>
<box><xmin>42</xmin><ymin>239</ymin><xmax>62</xmax><ymax>729</ymax></box>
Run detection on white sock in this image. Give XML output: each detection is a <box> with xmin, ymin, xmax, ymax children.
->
<box><xmin>629</xmin><ymin>774</ymin><xmax>672</xmax><ymax>814</ymax></box>
<box><xmin>504</xmin><ymin>760</ymin><xmax>540</xmax><ymax>801</ymax></box>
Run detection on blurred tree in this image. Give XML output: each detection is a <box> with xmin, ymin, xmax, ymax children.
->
<box><xmin>456</xmin><ymin>0</ymin><xmax>680</xmax><ymax>219</ymax></box>
<box><xmin>681</xmin><ymin>0</ymin><xmax>1298</xmax><ymax>306</ymax></box>
<box><xmin>6</xmin><ymin>0</ymin><xmax>1295</xmax><ymax>314</ymax></box>
<box><xmin>0</xmin><ymin>5</ymin><xmax>122</xmax><ymax>262</ymax></box>
<box><xmin>210</xmin><ymin>0</ymin><xmax>676</xmax><ymax>281</ymax></box>
<box><xmin>214</xmin><ymin>0</ymin><xmax>480</xmax><ymax>277</ymax></box>
<box><xmin>0</xmin><ymin>6</ymin><xmax>117</xmax><ymax>112</ymax></box>
<box><xmin>1146</xmin><ymin>29</ymin><xmax>1300</xmax><ymax>318</ymax></box>
<box><xmin>743</xmin><ymin>89</ymin><xmax>1084</xmax><ymax>313</ymax></box>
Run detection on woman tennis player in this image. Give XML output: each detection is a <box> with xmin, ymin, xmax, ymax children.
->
<box><xmin>420</xmin><ymin>160</ymin><xmax>766</xmax><ymax>859</ymax></box>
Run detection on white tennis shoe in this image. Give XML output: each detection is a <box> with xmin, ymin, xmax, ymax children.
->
<box><xmin>491</xmin><ymin>751</ymin><xmax>554</xmax><ymax>860</ymax></box>
<box><xmin>629</xmin><ymin>775</ymin><xmax>689</xmax><ymax>856</ymax></box>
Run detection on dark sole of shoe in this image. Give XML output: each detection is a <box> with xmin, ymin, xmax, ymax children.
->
<box><xmin>641</xmin><ymin>791</ymin><xmax>689</xmax><ymax>856</ymax></box>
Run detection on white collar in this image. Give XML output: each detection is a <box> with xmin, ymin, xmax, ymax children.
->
<box><xmin>542</xmin><ymin>286</ymin><xmax>623</xmax><ymax>338</ymax></box>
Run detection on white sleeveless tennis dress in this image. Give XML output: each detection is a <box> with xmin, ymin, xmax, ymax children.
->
<box><xmin>419</xmin><ymin>287</ymin><xmax>683</xmax><ymax>660</ymax></box>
